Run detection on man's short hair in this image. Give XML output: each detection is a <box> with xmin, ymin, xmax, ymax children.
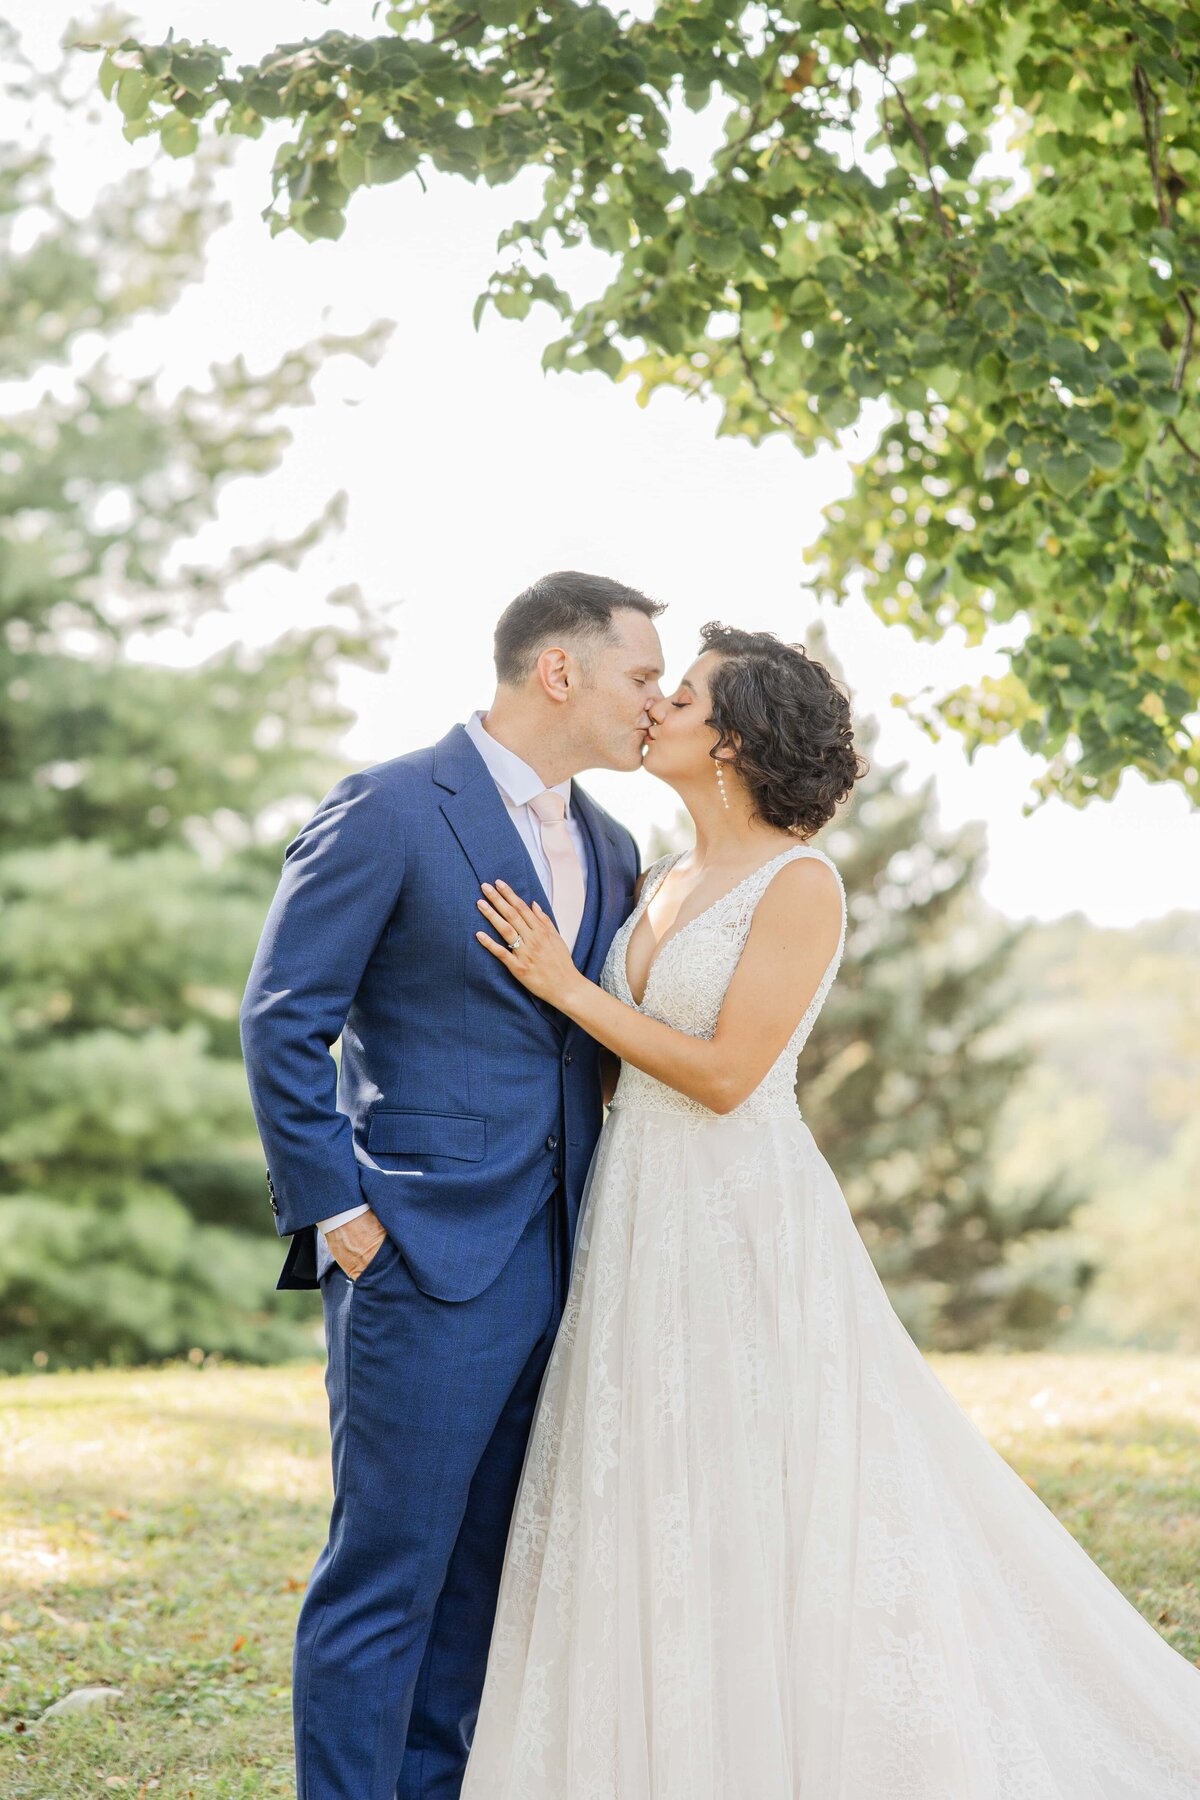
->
<box><xmin>493</xmin><ymin>571</ymin><xmax>665</xmax><ymax>685</ymax></box>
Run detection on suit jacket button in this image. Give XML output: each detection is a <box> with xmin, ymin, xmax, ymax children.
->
<box><xmin>545</xmin><ymin>1133</ymin><xmax>558</xmax><ymax>1151</ymax></box>
<box><xmin>564</xmin><ymin>1051</ymin><xmax>573</xmax><ymax>1066</ymax></box>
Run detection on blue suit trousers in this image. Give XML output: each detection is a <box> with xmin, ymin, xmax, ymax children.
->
<box><xmin>294</xmin><ymin>1186</ymin><xmax>571</xmax><ymax>1799</ymax></box>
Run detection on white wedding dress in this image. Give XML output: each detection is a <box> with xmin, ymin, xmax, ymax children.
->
<box><xmin>461</xmin><ymin>844</ymin><xmax>1200</xmax><ymax>1799</ymax></box>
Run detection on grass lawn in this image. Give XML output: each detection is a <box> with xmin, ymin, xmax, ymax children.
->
<box><xmin>2</xmin><ymin>1351</ymin><xmax>1199</xmax><ymax>1796</ymax></box>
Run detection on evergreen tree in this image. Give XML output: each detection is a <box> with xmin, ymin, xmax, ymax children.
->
<box><xmin>801</xmin><ymin>627</ymin><xmax>1092</xmax><ymax>1348</ymax></box>
<box><xmin>0</xmin><ymin>28</ymin><xmax>388</xmax><ymax>1370</ymax></box>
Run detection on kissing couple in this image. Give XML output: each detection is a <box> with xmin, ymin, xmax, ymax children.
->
<box><xmin>240</xmin><ymin>570</ymin><xmax>1200</xmax><ymax>1798</ymax></box>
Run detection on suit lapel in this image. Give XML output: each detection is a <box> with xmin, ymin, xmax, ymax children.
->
<box><xmin>437</xmin><ymin>758</ymin><xmax>554</xmax><ymax>917</ymax></box>
<box><xmin>567</xmin><ymin>789</ymin><xmax>602</xmax><ymax>974</ymax></box>
<box><xmin>435</xmin><ymin>726</ymin><xmax>560</xmax><ymax>1030</ymax></box>
<box><xmin>433</xmin><ymin>725</ymin><xmax>632</xmax><ymax>1033</ymax></box>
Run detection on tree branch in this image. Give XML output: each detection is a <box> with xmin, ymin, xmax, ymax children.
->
<box><xmin>732</xmin><ymin>321</ymin><xmax>801</xmax><ymax>433</ymax></box>
<box><xmin>1134</xmin><ymin>62</ymin><xmax>1197</xmax><ymax>402</ymax></box>
<box><xmin>832</xmin><ymin>3</ymin><xmax>958</xmax><ymax>310</ymax></box>
<box><xmin>1166</xmin><ymin>420</ymin><xmax>1200</xmax><ymax>468</ymax></box>
<box><xmin>431</xmin><ymin>11</ymin><xmax>483</xmax><ymax>48</ymax></box>
<box><xmin>1132</xmin><ymin>63</ymin><xmax>1170</xmax><ymax>229</ymax></box>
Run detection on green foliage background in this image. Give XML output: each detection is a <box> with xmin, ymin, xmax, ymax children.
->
<box><xmin>0</xmin><ymin>14</ymin><xmax>1194</xmax><ymax>1370</ymax></box>
<box><xmin>0</xmin><ymin>31</ymin><xmax>390</xmax><ymax>1370</ymax></box>
<box><xmin>99</xmin><ymin>1</ymin><xmax>1200</xmax><ymax>811</ymax></box>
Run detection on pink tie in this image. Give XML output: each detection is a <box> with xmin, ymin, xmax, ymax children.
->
<box><xmin>527</xmin><ymin>790</ymin><xmax>586</xmax><ymax>953</ymax></box>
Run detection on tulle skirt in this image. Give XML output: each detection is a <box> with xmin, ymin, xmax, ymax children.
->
<box><xmin>461</xmin><ymin>1102</ymin><xmax>1200</xmax><ymax>1798</ymax></box>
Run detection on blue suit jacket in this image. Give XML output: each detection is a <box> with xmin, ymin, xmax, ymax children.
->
<box><xmin>239</xmin><ymin>722</ymin><xmax>641</xmax><ymax>1298</ymax></box>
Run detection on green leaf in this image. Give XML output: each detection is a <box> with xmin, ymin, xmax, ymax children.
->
<box><xmin>982</xmin><ymin>438</ymin><xmax>1009</xmax><ymax>480</ymax></box>
<box><xmin>492</xmin><ymin>286</ymin><xmax>532</xmax><ymax>319</ymax></box>
<box><xmin>245</xmin><ymin>82</ymin><xmax>286</xmax><ymax>120</ymax></box>
<box><xmin>1176</xmin><ymin>564</ymin><xmax>1200</xmax><ymax>603</ymax></box>
<box><xmin>170</xmin><ymin>49</ymin><xmax>224</xmax><ymax>96</ymax></box>
<box><xmin>1085</xmin><ymin>437</ymin><xmax>1123</xmax><ymax>472</ymax></box>
<box><xmin>586</xmin><ymin>341</ymin><xmax>624</xmax><ymax>379</ymax></box>
<box><xmin>117</xmin><ymin>70</ymin><xmax>153</xmax><ymax>121</ymax></box>
<box><xmin>1162</xmin><ymin>681</ymin><xmax>1195</xmax><ymax>713</ymax></box>
<box><xmin>338</xmin><ymin>143</ymin><xmax>368</xmax><ymax>191</ymax></box>
<box><xmin>98</xmin><ymin>51</ymin><xmax>120</xmax><ymax>101</ymax></box>
<box><xmin>301</xmin><ymin>206</ymin><xmax>347</xmax><ymax>242</ymax></box>
<box><xmin>1044</xmin><ymin>453</ymin><xmax>1091</xmax><ymax>497</ymax></box>
<box><xmin>159</xmin><ymin>113</ymin><xmax>199</xmax><ymax>159</ymax></box>
<box><xmin>1135</xmin><ymin>346</ymin><xmax>1175</xmax><ymax>383</ymax></box>
<box><xmin>141</xmin><ymin>44</ymin><xmax>174</xmax><ymax>79</ymax></box>
<box><xmin>367</xmin><ymin>140</ymin><xmax>419</xmax><ymax>184</ymax></box>
<box><xmin>1021</xmin><ymin>276</ymin><xmax>1068</xmax><ymax>323</ymax></box>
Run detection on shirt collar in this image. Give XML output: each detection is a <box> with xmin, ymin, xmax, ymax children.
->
<box><xmin>465</xmin><ymin>709</ymin><xmax>573</xmax><ymax>813</ymax></box>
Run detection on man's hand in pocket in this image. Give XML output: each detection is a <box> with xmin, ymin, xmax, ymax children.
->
<box><xmin>325</xmin><ymin>1208</ymin><xmax>389</xmax><ymax>1281</ymax></box>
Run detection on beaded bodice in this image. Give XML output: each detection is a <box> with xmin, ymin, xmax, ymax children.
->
<box><xmin>599</xmin><ymin>843</ymin><xmax>847</xmax><ymax>1122</ymax></box>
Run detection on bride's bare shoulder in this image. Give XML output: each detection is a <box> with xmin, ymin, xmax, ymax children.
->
<box><xmin>753</xmin><ymin>850</ymin><xmax>844</xmax><ymax>931</ymax></box>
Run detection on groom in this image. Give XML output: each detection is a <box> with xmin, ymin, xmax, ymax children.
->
<box><xmin>239</xmin><ymin>571</ymin><xmax>666</xmax><ymax>1799</ymax></box>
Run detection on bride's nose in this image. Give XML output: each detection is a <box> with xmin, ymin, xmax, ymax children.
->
<box><xmin>645</xmin><ymin>696</ymin><xmax>666</xmax><ymax>725</ymax></box>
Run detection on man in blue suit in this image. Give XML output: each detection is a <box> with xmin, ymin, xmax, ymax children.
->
<box><xmin>239</xmin><ymin>571</ymin><xmax>666</xmax><ymax>1798</ymax></box>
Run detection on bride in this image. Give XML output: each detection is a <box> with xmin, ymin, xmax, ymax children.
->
<box><xmin>462</xmin><ymin>621</ymin><xmax>1200</xmax><ymax>1798</ymax></box>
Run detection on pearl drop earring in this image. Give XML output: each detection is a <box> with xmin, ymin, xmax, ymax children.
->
<box><xmin>715</xmin><ymin>758</ymin><xmax>731</xmax><ymax>810</ymax></box>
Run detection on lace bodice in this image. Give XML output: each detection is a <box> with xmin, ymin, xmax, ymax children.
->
<box><xmin>599</xmin><ymin>842</ymin><xmax>847</xmax><ymax>1122</ymax></box>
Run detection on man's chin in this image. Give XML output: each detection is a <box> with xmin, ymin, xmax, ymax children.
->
<box><xmin>610</xmin><ymin>739</ymin><xmax>650</xmax><ymax>772</ymax></box>
<box><xmin>598</xmin><ymin>733</ymin><xmax>655</xmax><ymax>774</ymax></box>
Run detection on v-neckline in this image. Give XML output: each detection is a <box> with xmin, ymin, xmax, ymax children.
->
<box><xmin>623</xmin><ymin>844</ymin><xmax>809</xmax><ymax>1009</ymax></box>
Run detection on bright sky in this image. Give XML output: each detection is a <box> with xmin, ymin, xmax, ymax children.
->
<box><xmin>17</xmin><ymin>2</ymin><xmax>1200</xmax><ymax>925</ymax></box>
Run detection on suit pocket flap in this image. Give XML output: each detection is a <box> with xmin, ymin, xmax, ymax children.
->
<box><xmin>366</xmin><ymin>1109</ymin><xmax>486</xmax><ymax>1161</ymax></box>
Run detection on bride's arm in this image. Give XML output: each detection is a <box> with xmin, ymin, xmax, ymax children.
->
<box><xmin>476</xmin><ymin>861</ymin><xmax>842</xmax><ymax>1115</ymax></box>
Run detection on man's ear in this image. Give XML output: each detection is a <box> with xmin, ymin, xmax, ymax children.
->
<box><xmin>535</xmin><ymin>645</ymin><xmax>571</xmax><ymax>702</ymax></box>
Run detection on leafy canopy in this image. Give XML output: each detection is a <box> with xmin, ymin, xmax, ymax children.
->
<box><xmin>98</xmin><ymin>2</ymin><xmax>1200</xmax><ymax>810</ymax></box>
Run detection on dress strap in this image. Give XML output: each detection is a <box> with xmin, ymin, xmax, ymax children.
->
<box><xmin>636</xmin><ymin>851</ymin><xmax>683</xmax><ymax>915</ymax></box>
<box><xmin>728</xmin><ymin>843</ymin><xmax>847</xmax><ymax>945</ymax></box>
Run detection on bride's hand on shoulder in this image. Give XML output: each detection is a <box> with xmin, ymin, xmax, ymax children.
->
<box><xmin>476</xmin><ymin>880</ymin><xmax>583</xmax><ymax>1008</ymax></box>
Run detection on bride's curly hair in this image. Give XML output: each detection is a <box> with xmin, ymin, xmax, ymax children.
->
<box><xmin>699</xmin><ymin>622</ymin><xmax>869</xmax><ymax>840</ymax></box>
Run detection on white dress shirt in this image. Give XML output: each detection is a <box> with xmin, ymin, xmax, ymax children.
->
<box><xmin>316</xmin><ymin>711</ymin><xmax>588</xmax><ymax>1236</ymax></box>
<box><xmin>463</xmin><ymin>708</ymin><xmax>588</xmax><ymax>896</ymax></box>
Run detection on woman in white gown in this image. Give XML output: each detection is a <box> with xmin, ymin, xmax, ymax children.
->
<box><xmin>463</xmin><ymin>623</ymin><xmax>1200</xmax><ymax>1799</ymax></box>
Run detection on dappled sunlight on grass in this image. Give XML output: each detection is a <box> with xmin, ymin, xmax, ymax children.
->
<box><xmin>2</xmin><ymin>1353</ymin><xmax>1198</xmax><ymax>1796</ymax></box>
<box><xmin>1</xmin><ymin>1361</ymin><xmax>330</xmax><ymax>1797</ymax></box>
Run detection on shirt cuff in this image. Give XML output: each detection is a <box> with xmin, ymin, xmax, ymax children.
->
<box><xmin>316</xmin><ymin>1202</ymin><xmax>370</xmax><ymax>1235</ymax></box>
